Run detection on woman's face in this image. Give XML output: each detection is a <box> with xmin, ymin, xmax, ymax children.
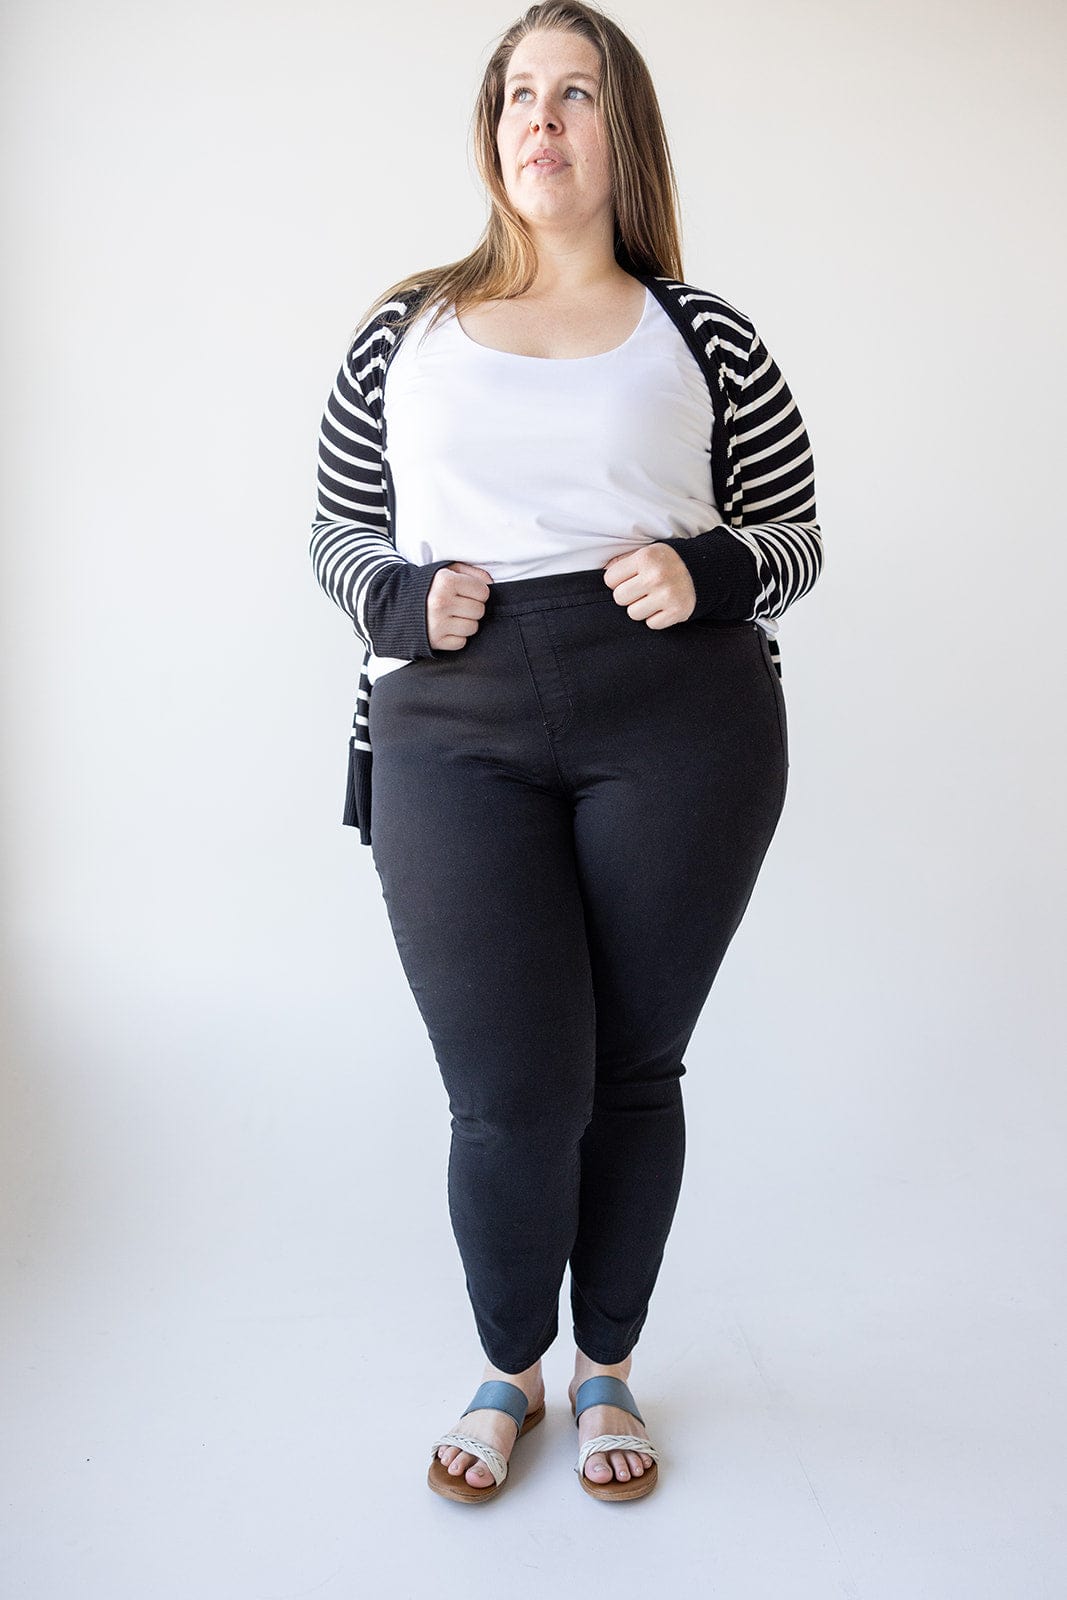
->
<box><xmin>496</xmin><ymin>28</ymin><xmax>613</xmax><ymax>241</ymax></box>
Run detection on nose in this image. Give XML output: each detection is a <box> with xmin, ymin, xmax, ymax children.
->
<box><xmin>529</xmin><ymin>105</ymin><xmax>561</xmax><ymax>134</ymax></box>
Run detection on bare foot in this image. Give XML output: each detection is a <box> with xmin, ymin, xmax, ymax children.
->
<box><xmin>435</xmin><ymin>1359</ymin><xmax>546</xmax><ymax>1490</ymax></box>
<box><xmin>569</xmin><ymin>1350</ymin><xmax>654</xmax><ymax>1485</ymax></box>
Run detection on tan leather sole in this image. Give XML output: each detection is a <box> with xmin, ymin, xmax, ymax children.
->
<box><xmin>427</xmin><ymin>1398</ymin><xmax>547</xmax><ymax>1503</ymax></box>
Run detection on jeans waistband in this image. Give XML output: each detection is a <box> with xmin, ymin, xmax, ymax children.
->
<box><xmin>485</xmin><ymin>566</ymin><xmax>616</xmax><ymax>616</ymax></box>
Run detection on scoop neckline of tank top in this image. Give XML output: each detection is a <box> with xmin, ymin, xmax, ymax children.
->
<box><xmin>450</xmin><ymin>285</ymin><xmax>652</xmax><ymax>363</ymax></box>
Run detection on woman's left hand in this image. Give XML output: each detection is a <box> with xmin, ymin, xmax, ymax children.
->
<box><xmin>601</xmin><ymin>544</ymin><xmax>697</xmax><ymax>628</ymax></box>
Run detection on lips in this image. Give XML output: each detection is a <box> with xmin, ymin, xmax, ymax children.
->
<box><xmin>524</xmin><ymin>148</ymin><xmax>567</xmax><ymax>169</ymax></box>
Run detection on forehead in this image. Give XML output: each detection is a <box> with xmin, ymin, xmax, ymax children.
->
<box><xmin>504</xmin><ymin>29</ymin><xmax>602</xmax><ymax>82</ymax></box>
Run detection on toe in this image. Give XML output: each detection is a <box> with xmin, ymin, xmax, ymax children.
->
<box><xmin>608</xmin><ymin>1450</ymin><xmax>631</xmax><ymax>1481</ymax></box>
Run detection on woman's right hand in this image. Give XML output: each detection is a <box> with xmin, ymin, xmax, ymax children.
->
<box><xmin>426</xmin><ymin>562</ymin><xmax>494</xmax><ymax>651</ymax></box>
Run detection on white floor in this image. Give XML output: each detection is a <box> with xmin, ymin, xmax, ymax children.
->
<box><xmin>3</xmin><ymin>992</ymin><xmax>1065</xmax><ymax>1600</ymax></box>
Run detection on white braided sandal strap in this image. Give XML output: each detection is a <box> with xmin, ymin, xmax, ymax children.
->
<box><xmin>575</xmin><ymin>1433</ymin><xmax>661</xmax><ymax>1476</ymax></box>
<box><xmin>430</xmin><ymin>1431</ymin><xmax>509</xmax><ymax>1488</ymax></box>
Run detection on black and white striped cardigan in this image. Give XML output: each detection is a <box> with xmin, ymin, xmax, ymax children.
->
<box><xmin>310</xmin><ymin>268</ymin><xmax>823</xmax><ymax>845</ymax></box>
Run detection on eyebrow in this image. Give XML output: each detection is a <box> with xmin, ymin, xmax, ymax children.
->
<box><xmin>504</xmin><ymin>70</ymin><xmax>599</xmax><ymax>86</ymax></box>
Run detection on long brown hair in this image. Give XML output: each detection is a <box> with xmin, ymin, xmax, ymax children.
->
<box><xmin>352</xmin><ymin>1</ymin><xmax>684</xmax><ymax>343</ymax></box>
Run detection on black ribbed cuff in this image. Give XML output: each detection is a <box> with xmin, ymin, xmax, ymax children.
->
<box><xmin>362</xmin><ymin>557</ymin><xmax>456</xmax><ymax>658</ymax></box>
<box><xmin>667</xmin><ymin>527</ymin><xmax>760</xmax><ymax>622</ymax></box>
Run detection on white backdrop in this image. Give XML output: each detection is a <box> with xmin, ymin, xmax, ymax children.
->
<box><xmin>2</xmin><ymin>1</ymin><xmax>1065</xmax><ymax>1595</ymax></box>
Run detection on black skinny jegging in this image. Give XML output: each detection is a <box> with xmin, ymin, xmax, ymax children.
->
<box><xmin>368</xmin><ymin>566</ymin><xmax>788</xmax><ymax>1371</ymax></box>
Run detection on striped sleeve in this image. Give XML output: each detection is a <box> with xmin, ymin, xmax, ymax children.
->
<box><xmin>309</xmin><ymin>320</ymin><xmax>453</xmax><ymax>659</ymax></box>
<box><xmin>723</xmin><ymin>328</ymin><xmax>822</xmax><ymax>619</ymax></box>
<box><xmin>670</xmin><ymin>324</ymin><xmax>823</xmax><ymax>626</ymax></box>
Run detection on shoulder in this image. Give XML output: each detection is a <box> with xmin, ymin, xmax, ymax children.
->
<box><xmin>647</xmin><ymin>274</ymin><xmax>756</xmax><ymax>343</ymax></box>
<box><xmin>341</xmin><ymin>283</ymin><xmax>435</xmax><ymax>407</ymax></box>
<box><xmin>641</xmin><ymin>274</ymin><xmax>773</xmax><ymax>411</ymax></box>
<box><xmin>350</xmin><ymin>282</ymin><xmax>435</xmax><ymax>355</ymax></box>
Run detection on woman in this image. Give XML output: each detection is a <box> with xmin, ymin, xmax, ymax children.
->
<box><xmin>310</xmin><ymin>1</ymin><xmax>822</xmax><ymax>1504</ymax></box>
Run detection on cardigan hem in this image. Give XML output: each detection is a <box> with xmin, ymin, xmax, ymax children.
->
<box><xmin>343</xmin><ymin>744</ymin><xmax>374</xmax><ymax>844</ymax></box>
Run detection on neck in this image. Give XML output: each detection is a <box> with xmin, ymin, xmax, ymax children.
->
<box><xmin>522</xmin><ymin>220</ymin><xmax>628</xmax><ymax>298</ymax></box>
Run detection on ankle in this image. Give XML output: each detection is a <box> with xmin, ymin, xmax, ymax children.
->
<box><xmin>573</xmin><ymin>1346</ymin><xmax>633</xmax><ymax>1382</ymax></box>
<box><xmin>481</xmin><ymin>1356</ymin><xmax>544</xmax><ymax>1398</ymax></box>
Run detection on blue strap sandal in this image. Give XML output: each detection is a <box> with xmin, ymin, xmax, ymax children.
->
<box><xmin>428</xmin><ymin>1379</ymin><xmax>546</xmax><ymax>1503</ymax></box>
<box><xmin>571</xmin><ymin>1374</ymin><xmax>661</xmax><ymax>1501</ymax></box>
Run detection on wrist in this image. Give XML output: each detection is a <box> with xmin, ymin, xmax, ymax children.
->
<box><xmin>666</xmin><ymin>528</ymin><xmax>759</xmax><ymax>622</ymax></box>
<box><xmin>363</xmin><ymin>557</ymin><xmax>455</xmax><ymax>657</ymax></box>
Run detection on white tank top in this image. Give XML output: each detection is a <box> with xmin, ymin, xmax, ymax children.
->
<box><xmin>369</xmin><ymin>285</ymin><xmax>723</xmax><ymax>683</ymax></box>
